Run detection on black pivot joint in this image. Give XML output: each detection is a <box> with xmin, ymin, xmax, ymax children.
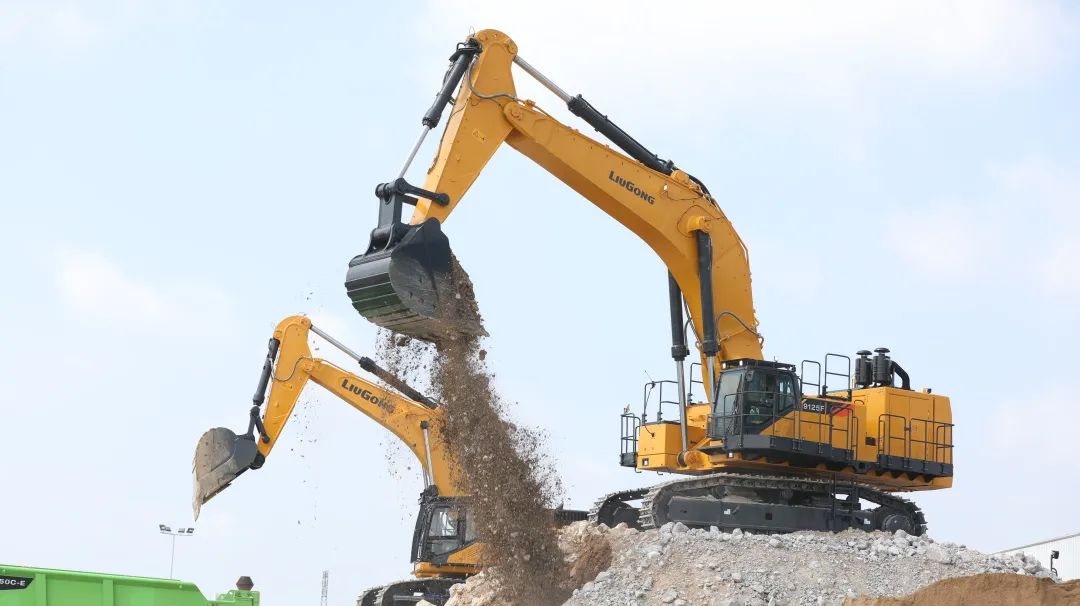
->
<box><xmin>368</xmin><ymin>178</ymin><xmax>450</xmax><ymax>254</ymax></box>
<box><xmin>376</xmin><ymin>178</ymin><xmax>450</xmax><ymax>209</ymax></box>
<box><xmin>247</xmin><ymin>405</ymin><xmax>269</xmax><ymax>443</ymax></box>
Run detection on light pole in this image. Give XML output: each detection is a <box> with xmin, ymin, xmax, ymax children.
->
<box><xmin>158</xmin><ymin>524</ymin><xmax>195</xmax><ymax>578</ymax></box>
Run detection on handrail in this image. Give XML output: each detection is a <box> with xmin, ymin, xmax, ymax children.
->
<box><xmin>800</xmin><ymin>360</ymin><xmax>822</xmax><ymax>396</ymax></box>
<box><xmin>824</xmin><ymin>353</ymin><xmax>852</xmax><ymax>399</ymax></box>
<box><xmin>620</xmin><ymin>412</ymin><xmax>640</xmax><ymax>456</ymax></box>
<box><xmin>642</xmin><ymin>379</ymin><xmax>681</xmax><ymax>423</ymax></box>
<box><xmin>876</xmin><ymin>413</ymin><xmax>954</xmax><ymax>465</ymax></box>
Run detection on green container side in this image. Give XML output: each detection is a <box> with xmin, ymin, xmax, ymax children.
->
<box><xmin>0</xmin><ymin>565</ymin><xmax>258</xmax><ymax>606</ymax></box>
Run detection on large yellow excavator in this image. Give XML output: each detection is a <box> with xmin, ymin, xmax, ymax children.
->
<box><xmin>192</xmin><ymin>315</ymin><xmax>585</xmax><ymax>606</ymax></box>
<box><xmin>344</xmin><ymin>30</ymin><xmax>955</xmax><ymax>535</ymax></box>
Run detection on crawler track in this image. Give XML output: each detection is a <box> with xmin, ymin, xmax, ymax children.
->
<box><xmin>591</xmin><ymin>472</ymin><xmax>926</xmax><ymax>536</ymax></box>
<box><xmin>587</xmin><ymin>487</ymin><xmax>649</xmax><ymax>528</ymax></box>
<box><xmin>358</xmin><ymin>578</ymin><xmax>460</xmax><ymax>606</ymax></box>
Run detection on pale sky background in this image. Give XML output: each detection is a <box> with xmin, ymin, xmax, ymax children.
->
<box><xmin>2</xmin><ymin>1</ymin><xmax>1079</xmax><ymax>604</ymax></box>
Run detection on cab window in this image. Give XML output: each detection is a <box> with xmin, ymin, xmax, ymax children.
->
<box><xmin>427</xmin><ymin>506</ymin><xmax>462</xmax><ymax>555</ymax></box>
<box><xmin>715</xmin><ymin>369</ymin><xmax>744</xmax><ymax>416</ymax></box>
<box><xmin>741</xmin><ymin>369</ymin><xmax>774</xmax><ymax>430</ymax></box>
<box><xmin>430</xmin><ymin>507</ymin><xmax>458</xmax><ymax>537</ymax></box>
<box><xmin>777</xmin><ymin>372</ymin><xmax>797</xmax><ymax>412</ymax></box>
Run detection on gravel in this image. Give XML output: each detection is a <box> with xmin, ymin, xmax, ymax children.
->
<box><xmin>443</xmin><ymin>521</ymin><xmax>1057</xmax><ymax>606</ymax></box>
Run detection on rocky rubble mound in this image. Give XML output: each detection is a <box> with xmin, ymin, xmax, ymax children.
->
<box><xmin>437</xmin><ymin>522</ymin><xmax>1059</xmax><ymax>606</ymax></box>
<box><xmin>440</xmin><ymin>522</ymin><xmax>619</xmax><ymax>606</ymax></box>
<box><xmin>848</xmin><ymin>573</ymin><xmax>1080</xmax><ymax>606</ymax></box>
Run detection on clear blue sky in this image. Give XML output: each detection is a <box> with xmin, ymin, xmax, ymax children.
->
<box><xmin>2</xmin><ymin>1</ymin><xmax>1079</xmax><ymax>604</ymax></box>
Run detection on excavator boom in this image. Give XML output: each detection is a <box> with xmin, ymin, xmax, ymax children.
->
<box><xmin>192</xmin><ymin>315</ymin><xmax>458</xmax><ymax>519</ymax></box>
<box><xmin>345</xmin><ymin>30</ymin><xmax>763</xmax><ymax>383</ymax></box>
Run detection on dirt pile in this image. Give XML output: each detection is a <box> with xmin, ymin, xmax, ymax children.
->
<box><xmin>440</xmin><ymin>521</ymin><xmax>1064</xmax><ymax>606</ymax></box>
<box><xmin>846</xmin><ymin>573</ymin><xmax>1080</xmax><ymax>606</ymax></box>
<box><xmin>443</xmin><ymin>522</ymin><xmax>630</xmax><ymax>606</ymax></box>
<box><xmin>378</xmin><ymin>260</ymin><xmax>569</xmax><ymax>605</ymax></box>
<box><xmin>568</xmin><ymin>522</ymin><xmax>1061</xmax><ymax>606</ymax></box>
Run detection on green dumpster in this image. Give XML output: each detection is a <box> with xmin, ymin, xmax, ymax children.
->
<box><xmin>0</xmin><ymin>565</ymin><xmax>258</xmax><ymax>605</ymax></box>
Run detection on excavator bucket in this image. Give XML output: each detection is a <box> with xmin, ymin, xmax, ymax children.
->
<box><xmin>191</xmin><ymin>427</ymin><xmax>259</xmax><ymax>519</ymax></box>
<box><xmin>345</xmin><ymin>218</ymin><xmax>484</xmax><ymax>342</ymax></box>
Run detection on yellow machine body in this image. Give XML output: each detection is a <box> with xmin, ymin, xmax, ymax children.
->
<box><xmin>353</xmin><ymin>29</ymin><xmax>954</xmax><ymax>495</ymax></box>
<box><xmin>633</xmin><ymin>386</ymin><xmax>953</xmax><ymax>491</ymax></box>
<box><xmin>342</xmin><ymin>28</ymin><xmax>954</xmax><ymax>537</ymax></box>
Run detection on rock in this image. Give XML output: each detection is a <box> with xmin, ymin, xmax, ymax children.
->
<box><xmin>673</xmin><ymin>600</ymin><xmax>687</xmax><ymax>606</ymax></box>
<box><xmin>672</xmin><ymin>522</ymin><xmax>690</xmax><ymax>535</ymax></box>
<box><xmin>551</xmin><ymin>522</ymin><xmax>1038</xmax><ymax>606</ymax></box>
<box><xmin>925</xmin><ymin>544</ymin><xmax>954</xmax><ymax>565</ymax></box>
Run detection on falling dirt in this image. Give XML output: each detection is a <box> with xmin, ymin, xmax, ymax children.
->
<box><xmin>377</xmin><ymin>257</ymin><xmax>570</xmax><ymax>605</ymax></box>
<box><xmin>845</xmin><ymin>573</ymin><xmax>1080</xmax><ymax>606</ymax></box>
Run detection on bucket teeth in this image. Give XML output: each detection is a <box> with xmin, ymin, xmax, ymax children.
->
<box><xmin>191</xmin><ymin>427</ymin><xmax>258</xmax><ymax>518</ymax></box>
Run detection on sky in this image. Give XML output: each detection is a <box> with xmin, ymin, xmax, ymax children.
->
<box><xmin>2</xmin><ymin>1</ymin><xmax>1079</xmax><ymax>603</ymax></box>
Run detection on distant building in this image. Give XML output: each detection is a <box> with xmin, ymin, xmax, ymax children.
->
<box><xmin>996</xmin><ymin>532</ymin><xmax>1080</xmax><ymax>581</ymax></box>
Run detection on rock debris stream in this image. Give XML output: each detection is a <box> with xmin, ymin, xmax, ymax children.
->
<box><xmin>377</xmin><ymin>259</ymin><xmax>570</xmax><ymax>605</ymax></box>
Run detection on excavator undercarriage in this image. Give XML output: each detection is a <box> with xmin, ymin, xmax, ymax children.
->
<box><xmin>590</xmin><ymin>472</ymin><xmax>926</xmax><ymax>537</ymax></box>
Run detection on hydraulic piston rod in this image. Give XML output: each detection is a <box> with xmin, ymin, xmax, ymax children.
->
<box><xmin>420</xmin><ymin>420</ymin><xmax>434</xmax><ymax>489</ymax></box>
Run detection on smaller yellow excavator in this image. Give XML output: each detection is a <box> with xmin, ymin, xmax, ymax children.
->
<box><xmin>192</xmin><ymin>315</ymin><xmax>585</xmax><ymax>606</ymax></box>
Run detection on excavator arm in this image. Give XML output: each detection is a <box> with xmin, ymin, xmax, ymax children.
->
<box><xmin>346</xmin><ymin>30</ymin><xmax>762</xmax><ymax>402</ymax></box>
<box><xmin>192</xmin><ymin>315</ymin><xmax>462</xmax><ymax>518</ymax></box>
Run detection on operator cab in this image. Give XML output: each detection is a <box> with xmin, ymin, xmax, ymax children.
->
<box><xmin>710</xmin><ymin>359</ymin><xmax>800</xmax><ymax>439</ymax></box>
<box><xmin>412</xmin><ymin>495</ymin><xmax>476</xmax><ymax>566</ymax></box>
